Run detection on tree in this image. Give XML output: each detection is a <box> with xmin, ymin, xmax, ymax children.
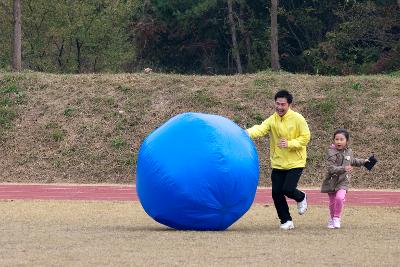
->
<box><xmin>20</xmin><ymin>0</ymin><xmax>136</xmax><ymax>73</ymax></box>
<box><xmin>0</xmin><ymin>1</ymin><xmax>11</xmax><ymax>68</ymax></box>
<box><xmin>3</xmin><ymin>0</ymin><xmax>394</xmax><ymax>75</ymax></box>
<box><xmin>227</xmin><ymin>0</ymin><xmax>242</xmax><ymax>73</ymax></box>
<box><xmin>303</xmin><ymin>1</ymin><xmax>400</xmax><ymax>75</ymax></box>
<box><xmin>270</xmin><ymin>0</ymin><xmax>280</xmax><ymax>70</ymax></box>
<box><xmin>131</xmin><ymin>0</ymin><xmax>230</xmax><ymax>74</ymax></box>
<box><xmin>237</xmin><ymin>1</ymin><xmax>252</xmax><ymax>71</ymax></box>
<box><xmin>12</xmin><ymin>0</ymin><xmax>21</xmax><ymax>71</ymax></box>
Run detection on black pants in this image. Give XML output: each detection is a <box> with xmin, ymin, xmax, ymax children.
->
<box><xmin>271</xmin><ymin>168</ymin><xmax>305</xmax><ymax>224</ymax></box>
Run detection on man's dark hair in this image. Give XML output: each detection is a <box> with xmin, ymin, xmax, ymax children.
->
<box><xmin>274</xmin><ymin>90</ymin><xmax>293</xmax><ymax>104</ymax></box>
<box><xmin>333</xmin><ymin>128</ymin><xmax>350</xmax><ymax>141</ymax></box>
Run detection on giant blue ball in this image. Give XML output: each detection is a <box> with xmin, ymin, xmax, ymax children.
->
<box><xmin>136</xmin><ymin>112</ymin><xmax>259</xmax><ymax>230</ymax></box>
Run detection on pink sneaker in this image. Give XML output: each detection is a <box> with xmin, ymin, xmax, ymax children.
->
<box><xmin>327</xmin><ymin>218</ymin><xmax>335</xmax><ymax>229</ymax></box>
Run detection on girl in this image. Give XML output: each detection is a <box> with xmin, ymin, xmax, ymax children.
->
<box><xmin>320</xmin><ymin>128</ymin><xmax>369</xmax><ymax>229</ymax></box>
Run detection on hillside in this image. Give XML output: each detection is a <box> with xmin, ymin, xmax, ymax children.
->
<box><xmin>1</xmin><ymin>71</ymin><xmax>399</xmax><ymax>188</ymax></box>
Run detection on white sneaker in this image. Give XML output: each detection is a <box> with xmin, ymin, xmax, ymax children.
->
<box><xmin>327</xmin><ymin>218</ymin><xmax>335</xmax><ymax>229</ymax></box>
<box><xmin>333</xmin><ymin>217</ymin><xmax>341</xmax><ymax>228</ymax></box>
<box><xmin>297</xmin><ymin>192</ymin><xmax>308</xmax><ymax>215</ymax></box>
<box><xmin>280</xmin><ymin>220</ymin><xmax>294</xmax><ymax>230</ymax></box>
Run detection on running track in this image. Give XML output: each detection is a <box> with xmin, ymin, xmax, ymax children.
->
<box><xmin>0</xmin><ymin>184</ymin><xmax>399</xmax><ymax>206</ymax></box>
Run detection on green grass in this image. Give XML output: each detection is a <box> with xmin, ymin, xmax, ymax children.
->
<box><xmin>64</xmin><ymin>106</ymin><xmax>75</xmax><ymax>117</ymax></box>
<box><xmin>0</xmin><ymin>80</ymin><xmax>19</xmax><ymax>93</ymax></box>
<box><xmin>0</xmin><ymin>78</ymin><xmax>25</xmax><ymax>133</ymax></box>
<box><xmin>117</xmin><ymin>84</ymin><xmax>131</xmax><ymax>93</ymax></box>
<box><xmin>250</xmin><ymin>112</ymin><xmax>264</xmax><ymax>125</ymax></box>
<box><xmin>0</xmin><ymin>107</ymin><xmax>16</xmax><ymax>129</ymax></box>
<box><xmin>45</xmin><ymin>122</ymin><xmax>65</xmax><ymax>142</ymax></box>
<box><xmin>351</xmin><ymin>82</ymin><xmax>362</xmax><ymax>90</ymax></box>
<box><xmin>105</xmin><ymin>96</ymin><xmax>116</xmax><ymax>106</ymax></box>
<box><xmin>387</xmin><ymin>70</ymin><xmax>400</xmax><ymax>77</ymax></box>
<box><xmin>194</xmin><ymin>88</ymin><xmax>218</xmax><ymax>107</ymax></box>
<box><xmin>111</xmin><ymin>137</ymin><xmax>127</xmax><ymax>149</ymax></box>
<box><xmin>253</xmin><ymin>79</ymin><xmax>268</xmax><ymax>88</ymax></box>
<box><xmin>51</xmin><ymin>129</ymin><xmax>64</xmax><ymax>142</ymax></box>
<box><xmin>52</xmin><ymin>158</ymin><xmax>62</xmax><ymax>168</ymax></box>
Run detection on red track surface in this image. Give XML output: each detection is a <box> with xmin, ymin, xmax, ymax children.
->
<box><xmin>0</xmin><ymin>184</ymin><xmax>399</xmax><ymax>206</ymax></box>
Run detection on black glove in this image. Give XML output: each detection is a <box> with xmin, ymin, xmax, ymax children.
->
<box><xmin>364</xmin><ymin>154</ymin><xmax>377</xmax><ymax>171</ymax></box>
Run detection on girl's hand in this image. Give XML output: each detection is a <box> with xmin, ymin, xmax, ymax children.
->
<box><xmin>345</xmin><ymin>165</ymin><xmax>353</xmax><ymax>173</ymax></box>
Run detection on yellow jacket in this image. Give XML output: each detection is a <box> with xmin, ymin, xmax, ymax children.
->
<box><xmin>247</xmin><ymin>109</ymin><xmax>310</xmax><ymax>170</ymax></box>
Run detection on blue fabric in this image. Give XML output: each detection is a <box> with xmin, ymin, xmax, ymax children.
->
<box><xmin>136</xmin><ymin>112</ymin><xmax>259</xmax><ymax>230</ymax></box>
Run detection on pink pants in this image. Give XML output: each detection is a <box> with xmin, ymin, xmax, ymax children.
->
<box><xmin>328</xmin><ymin>189</ymin><xmax>347</xmax><ymax>219</ymax></box>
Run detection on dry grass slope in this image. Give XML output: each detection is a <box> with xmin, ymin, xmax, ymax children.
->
<box><xmin>0</xmin><ymin>71</ymin><xmax>399</xmax><ymax>188</ymax></box>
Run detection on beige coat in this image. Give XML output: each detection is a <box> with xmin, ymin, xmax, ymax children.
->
<box><xmin>321</xmin><ymin>146</ymin><xmax>366</xmax><ymax>193</ymax></box>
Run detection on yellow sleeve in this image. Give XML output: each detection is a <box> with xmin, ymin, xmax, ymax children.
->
<box><xmin>287</xmin><ymin>115</ymin><xmax>311</xmax><ymax>149</ymax></box>
<box><xmin>246</xmin><ymin>117</ymin><xmax>272</xmax><ymax>139</ymax></box>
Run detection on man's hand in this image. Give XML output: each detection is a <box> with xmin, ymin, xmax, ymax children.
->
<box><xmin>278</xmin><ymin>138</ymin><xmax>288</xmax><ymax>148</ymax></box>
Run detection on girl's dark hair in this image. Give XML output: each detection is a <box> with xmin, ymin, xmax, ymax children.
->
<box><xmin>274</xmin><ymin>90</ymin><xmax>293</xmax><ymax>104</ymax></box>
<box><xmin>333</xmin><ymin>128</ymin><xmax>350</xmax><ymax>141</ymax></box>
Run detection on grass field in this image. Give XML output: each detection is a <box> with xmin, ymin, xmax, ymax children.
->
<box><xmin>1</xmin><ymin>200</ymin><xmax>399</xmax><ymax>266</ymax></box>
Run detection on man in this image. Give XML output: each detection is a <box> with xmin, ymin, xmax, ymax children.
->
<box><xmin>246</xmin><ymin>90</ymin><xmax>311</xmax><ymax>230</ymax></box>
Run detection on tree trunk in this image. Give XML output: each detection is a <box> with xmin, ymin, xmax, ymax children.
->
<box><xmin>270</xmin><ymin>0</ymin><xmax>280</xmax><ymax>71</ymax></box>
<box><xmin>55</xmin><ymin>40</ymin><xmax>64</xmax><ymax>70</ymax></box>
<box><xmin>12</xmin><ymin>0</ymin><xmax>22</xmax><ymax>72</ymax></box>
<box><xmin>227</xmin><ymin>0</ymin><xmax>242</xmax><ymax>74</ymax></box>
<box><xmin>238</xmin><ymin>4</ymin><xmax>252</xmax><ymax>69</ymax></box>
<box><xmin>76</xmin><ymin>39</ymin><xmax>82</xmax><ymax>73</ymax></box>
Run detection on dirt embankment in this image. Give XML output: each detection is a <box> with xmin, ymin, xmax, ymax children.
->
<box><xmin>1</xmin><ymin>71</ymin><xmax>399</xmax><ymax>188</ymax></box>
